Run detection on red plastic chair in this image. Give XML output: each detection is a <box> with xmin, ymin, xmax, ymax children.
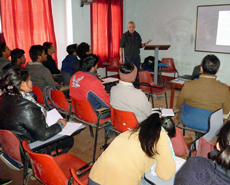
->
<box><xmin>171</xmin><ymin>128</ymin><xmax>189</xmax><ymax>157</ymax></box>
<box><xmin>138</xmin><ymin>70</ymin><xmax>168</xmax><ymax>108</ymax></box>
<box><xmin>103</xmin><ymin>57</ymin><xmax>120</xmax><ymax>78</ymax></box>
<box><xmin>0</xmin><ymin>130</ymin><xmax>23</xmax><ymax>167</ymax></box>
<box><xmin>50</xmin><ymin>90</ymin><xmax>73</xmax><ymax>120</ymax></box>
<box><xmin>70</xmin><ymin>97</ymin><xmax>111</xmax><ymax>162</ymax></box>
<box><xmin>32</xmin><ymin>86</ymin><xmax>45</xmax><ymax>105</ymax></box>
<box><xmin>196</xmin><ymin>137</ymin><xmax>214</xmax><ymax>159</ymax></box>
<box><xmin>161</xmin><ymin>58</ymin><xmax>179</xmax><ymax>78</ymax></box>
<box><xmin>22</xmin><ymin>140</ymin><xmax>90</xmax><ymax>185</ymax></box>
<box><xmin>111</xmin><ymin>106</ymin><xmax>138</xmax><ymax>133</ymax></box>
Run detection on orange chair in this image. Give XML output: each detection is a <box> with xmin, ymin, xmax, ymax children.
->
<box><xmin>161</xmin><ymin>58</ymin><xmax>179</xmax><ymax>78</ymax></box>
<box><xmin>70</xmin><ymin>167</ymin><xmax>92</xmax><ymax>185</ymax></box>
<box><xmin>32</xmin><ymin>86</ymin><xmax>45</xmax><ymax>105</ymax></box>
<box><xmin>104</xmin><ymin>107</ymin><xmax>138</xmax><ymax>147</ymax></box>
<box><xmin>171</xmin><ymin>128</ymin><xmax>189</xmax><ymax>158</ymax></box>
<box><xmin>138</xmin><ymin>70</ymin><xmax>168</xmax><ymax>108</ymax></box>
<box><xmin>103</xmin><ymin>57</ymin><xmax>120</xmax><ymax>78</ymax></box>
<box><xmin>22</xmin><ymin>140</ymin><xmax>91</xmax><ymax>185</ymax></box>
<box><xmin>50</xmin><ymin>90</ymin><xmax>73</xmax><ymax>121</ymax></box>
<box><xmin>0</xmin><ymin>130</ymin><xmax>23</xmax><ymax>169</ymax></box>
<box><xmin>70</xmin><ymin>97</ymin><xmax>111</xmax><ymax>162</ymax></box>
<box><xmin>196</xmin><ymin>137</ymin><xmax>214</xmax><ymax>159</ymax></box>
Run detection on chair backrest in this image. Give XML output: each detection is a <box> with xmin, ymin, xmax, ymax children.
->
<box><xmin>50</xmin><ymin>90</ymin><xmax>71</xmax><ymax>113</ymax></box>
<box><xmin>111</xmin><ymin>107</ymin><xmax>138</xmax><ymax>132</ymax></box>
<box><xmin>32</xmin><ymin>86</ymin><xmax>45</xmax><ymax>104</ymax></box>
<box><xmin>138</xmin><ymin>70</ymin><xmax>154</xmax><ymax>92</ymax></box>
<box><xmin>171</xmin><ymin>127</ymin><xmax>189</xmax><ymax>157</ymax></box>
<box><xmin>196</xmin><ymin>137</ymin><xmax>214</xmax><ymax>158</ymax></box>
<box><xmin>22</xmin><ymin>140</ymin><xmax>69</xmax><ymax>185</ymax></box>
<box><xmin>161</xmin><ymin>58</ymin><xmax>178</xmax><ymax>73</ymax></box>
<box><xmin>179</xmin><ymin>103</ymin><xmax>213</xmax><ymax>132</ymax></box>
<box><xmin>106</xmin><ymin>57</ymin><xmax>120</xmax><ymax>71</ymax></box>
<box><xmin>195</xmin><ymin>108</ymin><xmax>223</xmax><ymax>148</ymax></box>
<box><xmin>70</xmin><ymin>97</ymin><xmax>98</xmax><ymax>123</ymax></box>
<box><xmin>0</xmin><ymin>130</ymin><xmax>22</xmax><ymax>163</ymax></box>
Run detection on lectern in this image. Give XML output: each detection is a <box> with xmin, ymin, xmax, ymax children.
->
<box><xmin>144</xmin><ymin>45</ymin><xmax>170</xmax><ymax>84</ymax></box>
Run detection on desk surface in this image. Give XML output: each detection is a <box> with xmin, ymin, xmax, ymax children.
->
<box><xmin>144</xmin><ymin>156</ymin><xmax>186</xmax><ymax>185</ymax></box>
<box><xmin>30</xmin><ymin>125</ymin><xmax>86</xmax><ymax>151</ymax></box>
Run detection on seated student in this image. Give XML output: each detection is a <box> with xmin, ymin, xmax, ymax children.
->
<box><xmin>89</xmin><ymin>113</ymin><xmax>176</xmax><ymax>185</ymax></box>
<box><xmin>2</xmin><ymin>48</ymin><xmax>26</xmax><ymax>74</ymax></box>
<box><xmin>0</xmin><ymin>42</ymin><xmax>11</xmax><ymax>78</ymax></box>
<box><xmin>42</xmin><ymin>42</ymin><xmax>60</xmax><ymax>75</ymax></box>
<box><xmin>61</xmin><ymin>44</ymin><xmax>78</xmax><ymax>85</ymax></box>
<box><xmin>110</xmin><ymin>62</ymin><xmax>152</xmax><ymax>122</ymax></box>
<box><xmin>174</xmin><ymin>120</ymin><xmax>230</xmax><ymax>185</ymax></box>
<box><xmin>26</xmin><ymin>45</ymin><xmax>58</xmax><ymax>91</ymax></box>
<box><xmin>70</xmin><ymin>54</ymin><xmax>110</xmax><ymax>114</ymax></box>
<box><xmin>0</xmin><ymin>68</ymin><xmax>74</xmax><ymax>154</ymax></box>
<box><xmin>72</xmin><ymin>42</ymin><xmax>91</xmax><ymax>74</ymax></box>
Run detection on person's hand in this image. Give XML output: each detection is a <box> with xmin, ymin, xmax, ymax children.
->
<box><xmin>119</xmin><ymin>58</ymin><xmax>123</xmax><ymax>64</ymax></box>
<box><xmin>146</xmin><ymin>39</ymin><xmax>152</xmax><ymax>45</ymax></box>
<box><xmin>58</xmin><ymin>118</ymin><xmax>67</xmax><ymax>127</ymax></box>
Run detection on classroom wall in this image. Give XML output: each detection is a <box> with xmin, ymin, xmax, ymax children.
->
<box><xmin>51</xmin><ymin>0</ymin><xmax>91</xmax><ymax>69</ymax></box>
<box><xmin>123</xmin><ymin>0</ymin><xmax>230</xmax><ymax>85</ymax></box>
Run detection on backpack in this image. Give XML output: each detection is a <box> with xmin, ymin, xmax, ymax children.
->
<box><xmin>142</xmin><ymin>56</ymin><xmax>161</xmax><ymax>71</ymax></box>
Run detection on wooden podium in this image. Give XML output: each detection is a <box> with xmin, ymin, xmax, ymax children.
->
<box><xmin>144</xmin><ymin>45</ymin><xmax>170</xmax><ymax>84</ymax></box>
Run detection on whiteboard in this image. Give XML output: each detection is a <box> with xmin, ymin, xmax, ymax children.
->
<box><xmin>195</xmin><ymin>4</ymin><xmax>230</xmax><ymax>54</ymax></box>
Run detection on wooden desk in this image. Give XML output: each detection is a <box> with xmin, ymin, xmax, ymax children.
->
<box><xmin>169</xmin><ymin>82</ymin><xmax>183</xmax><ymax>109</ymax></box>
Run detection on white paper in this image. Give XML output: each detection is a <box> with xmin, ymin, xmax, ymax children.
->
<box><xmin>216</xmin><ymin>11</ymin><xmax>230</xmax><ymax>46</ymax></box>
<box><xmin>161</xmin><ymin>109</ymin><xmax>175</xmax><ymax>117</ymax></box>
<box><xmin>59</xmin><ymin>121</ymin><xmax>83</xmax><ymax>136</ymax></box>
<box><xmin>102</xmin><ymin>77</ymin><xmax>119</xmax><ymax>82</ymax></box>
<box><xmin>46</xmin><ymin>109</ymin><xmax>63</xmax><ymax>127</ymax></box>
<box><xmin>170</xmin><ymin>78</ymin><xmax>188</xmax><ymax>84</ymax></box>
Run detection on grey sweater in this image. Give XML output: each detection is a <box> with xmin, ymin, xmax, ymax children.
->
<box><xmin>26</xmin><ymin>62</ymin><xmax>56</xmax><ymax>91</ymax></box>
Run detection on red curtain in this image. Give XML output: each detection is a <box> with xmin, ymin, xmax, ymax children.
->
<box><xmin>0</xmin><ymin>0</ymin><xmax>57</xmax><ymax>67</ymax></box>
<box><xmin>91</xmin><ymin>0</ymin><xmax>123</xmax><ymax>67</ymax></box>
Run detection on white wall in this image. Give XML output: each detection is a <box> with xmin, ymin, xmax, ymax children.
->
<box><xmin>51</xmin><ymin>0</ymin><xmax>91</xmax><ymax>69</ymax></box>
<box><xmin>123</xmin><ymin>0</ymin><xmax>230</xmax><ymax>85</ymax></box>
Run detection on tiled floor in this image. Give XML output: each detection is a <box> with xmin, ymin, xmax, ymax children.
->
<box><xmin>0</xmin><ymin>82</ymin><xmax>185</xmax><ymax>185</ymax></box>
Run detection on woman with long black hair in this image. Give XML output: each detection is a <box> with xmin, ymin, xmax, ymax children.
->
<box><xmin>89</xmin><ymin>113</ymin><xmax>176</xmax><ymax>185</ymax></box>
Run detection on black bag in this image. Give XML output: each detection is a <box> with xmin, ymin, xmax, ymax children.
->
<box><xmin>142</xmin><ymin>56</ymin><xmax>161</xmax><ymax>71</ymax></box>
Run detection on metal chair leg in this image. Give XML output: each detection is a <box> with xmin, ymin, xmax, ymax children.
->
<box><xmin>89</xmin><ymin>126</ymin><xmax>94</xmax><ymax>137</ymax></box>
<box><xmin>165</xmin><ymin>92</ymin><xmax>168</xmax><ymax>108</ymax></box>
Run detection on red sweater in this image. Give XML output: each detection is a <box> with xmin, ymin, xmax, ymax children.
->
<box><xmin>69</xmin><ymin>71</ymin><xmax>110</xmax><ymax>106</ymax></box>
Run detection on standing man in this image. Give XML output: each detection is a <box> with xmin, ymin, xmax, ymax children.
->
<box><xmin>119</xmin><ymin>21</ymin><xmax>152</xmax><ymax>86</ymax></box>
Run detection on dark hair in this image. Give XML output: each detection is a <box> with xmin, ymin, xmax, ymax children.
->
<box><xmin>132</xmin><ymin>113</ymin><xmax>162</xmax><ymax>158</ymax></box>
<box><xmin>201</xmin><ymin>55</ymin><xmax>220</xmax><ymax>75</ymax></box>
<box><xmin>67</xmin><ymin>44</ymin><xmax>77</xmax><ymax>55</ymax></box>
<box><xmin>77</xmin><ymin>42</ymin><xmax>90</xmax><ymax>59</ymax></box>
<box><xmin>29</xmin><ymin>45</ymin><xmax>44</xmax><ymax>62</ymax></box>
<box><xmin>216</xmin><ymin>120</ymin><xmax>230</xmax><ymax>169</ymax></box>
<box><xmin>0</xmin><ymin>42</ymin><xmax>6</xmax><ymax>57</ymax></box>
<box><xmin>11</xmin><ymin>49</ymin><xmax>25</xmax><ymax>64</ymax></box>
<box><xmin>161</xmin><ymin>117</ymin><xmax>176</xmax><ymax>138</ymax></box>
<box><xmin>119</xmin><ymin>62</ymin><xmax>134</xmax><ymax>74</ymax></box>
<box><xmin>43</xmin><ymin>42</ymin><xmax>53</xmax><ymax>54</ymax></box>
<box><xmin>81</xmin><ymin>54</ymin><xmax>98</xmax><ymax>72</ymax></box>
<box><xmin>0</xmin><ymin>68</ymin><xmax>29</xmax><ymax>97</ymax></box>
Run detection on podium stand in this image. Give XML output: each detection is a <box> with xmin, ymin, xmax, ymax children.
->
<box><xmin>144</xmin><ymin>45</ymin><xmax>170</xmax><ymax>84</ymax></box>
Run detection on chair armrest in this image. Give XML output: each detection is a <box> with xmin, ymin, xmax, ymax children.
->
<box><xmin>103</xmin><ymin>62</ymin><xmax>111</xmax><ymax>66</ymax></box>
<box><xmin>96</xmin><ymin>107</ymin><xmax>110</xmax><ymax>115</ymax></box>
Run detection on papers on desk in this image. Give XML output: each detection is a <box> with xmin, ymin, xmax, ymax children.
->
<box><xmin>170</xmin><ymin>78</ymin><xmax>189</xmax><ymax>84</ymax></box>
<box><xmin>102</xmin><ymin>77</ymin><xmax>119</xmax><ymax>83</ymax></box>
<box><xmin>152</xmin><ymin>108</ymin><xmax>175</xmax><ymax>117</ymax></box>
<box><xmin>46</xmin><ymin>109</ymin><xmax>83</xmax><ymax>136</ymax></box>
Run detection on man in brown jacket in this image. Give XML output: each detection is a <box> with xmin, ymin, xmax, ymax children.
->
<box><xmin>177</xmin><ymin>54</ymin><xmax>230</xmax><ymax>115</ymax></box>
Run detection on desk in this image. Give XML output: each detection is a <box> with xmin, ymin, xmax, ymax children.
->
<box><xmin>30</xmin><ymin>125</ymin><xmax>85</xmax><ymax>151</ymax></box>
<box><xmin>144</xmin><ymin>156</ymin><xmax>186</xmax><ymax>185</ymax></box>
